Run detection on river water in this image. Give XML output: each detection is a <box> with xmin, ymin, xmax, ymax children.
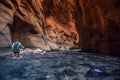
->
<box><xmin>0</xmin><ymin>51</ymin><xmax>120</xmax><ymax>80</ymax></box>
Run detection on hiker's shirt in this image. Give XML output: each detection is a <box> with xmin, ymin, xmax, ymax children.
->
<box><xmin>12</xmin><ymin>41</ymin><xmax>22</xmax><ymax>52</ymax></box>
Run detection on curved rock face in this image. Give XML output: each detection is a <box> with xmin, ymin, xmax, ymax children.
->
<box><xmin>73</xmin><ymin>0</ymin><xmax>120</xmax><ymax>55</ymax></box>
<box><xmin>0</xmin><ymin>0</ymin><xmax>120</xmax><ymax>55</ymax></box>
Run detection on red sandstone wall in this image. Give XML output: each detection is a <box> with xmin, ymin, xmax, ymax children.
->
<box><xmin>0</xmin><ymin>0</ymin><xmax>120</xmax><ymax>55</ymax></box>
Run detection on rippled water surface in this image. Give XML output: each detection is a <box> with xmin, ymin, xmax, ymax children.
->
<box><xmin>0</xmin><ymin>51</ymin><xmax>120</xmax><ymax>80</ymax></box>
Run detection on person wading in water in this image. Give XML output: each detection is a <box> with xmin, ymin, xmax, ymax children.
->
<box><xmin>12</xmin><ymin>39</ymin><xmax>24</xmax><ymax>59</ymax></box>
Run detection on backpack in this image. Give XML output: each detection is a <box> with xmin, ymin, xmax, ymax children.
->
<box><xmin>13</xmin><ymin>42</ymin><xmax>20</xmax><ymax>51</ymax></box>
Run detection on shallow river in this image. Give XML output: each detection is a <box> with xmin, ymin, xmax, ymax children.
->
<box><xmin>0</xmin><ymin>51</ymin><xmax>120</xmax><ymax>80</ymax></box>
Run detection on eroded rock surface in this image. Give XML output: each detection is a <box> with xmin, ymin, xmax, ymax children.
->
<box><xmin>0</xmin><ymin>0</ymin><xmax>120</xmax><ymax>55</ymax></box>
<box><xmin>74</xmin><ymin>0</ymin><xmax>120</xmax><ymax>55</ymax></box>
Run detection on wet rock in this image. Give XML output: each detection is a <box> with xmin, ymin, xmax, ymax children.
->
<box><xmin>54</xmin><ymin>72</ymin><xmax>65</xmax><ymax>80</ymax></box>
<box><xmin>36</xmin><ymin>77</ymin><xmax>47</xmax><ymax>80</ymax></box>
<box><xmin>115</xmin><ymin>77</ymin><xmax>120</xmax><ymax>80</ymax></box>
<box><xmin>32</xmin><ymin>49</ymin><xmax>46</xmax><ymax>54</ymax></box>
<box><xmin>0</xmin><ymin>73</ymin><xmax>4</xmax><ymax>80</ymax></box>
<box><xmin>111</xmin><ymin>69</ymin><xmax>120</xmax><ymax>76</ymax></box>
<box><xmin>73</xmin><ymin>78</ymin><xmax>79</xmax><ymax>80</ymax></box>
<box><xmin>20</xmin><ymin>48</ymin><xmax>46</xmax><ymax>55</ymax></box>
<box><xmin>74</xmin><ymin>65</ymin><xmax>90</xmax><ymax>74</ymax></box>
<box><xmin>63</xmin><ymin>68</ymin><xmax>78</xmax><ymax>76</ymax></box>
<box><xmin>8</xmin><ymin>67</ymin><xmax>25</xmax><ymax>78</ymax></box>
<box><xmin>51</xmin><ymin>62</ymin><xmax>71</xmax><ymax>68</ymax></box>
<box><xmin>86</xmin><ymin>67</ymin><xmax>108</xmax><ymax>77</ymax></box>
<box><xmin>27</xmin><ymin>71</ymin><xmax>48</xmax><ymax>80</ymax></box>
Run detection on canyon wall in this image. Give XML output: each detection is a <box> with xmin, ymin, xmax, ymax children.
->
<box><xmin>73</xmin><ymin>0</ymin><xmax>120</xmax><ymax>55</ymax></box>
<box><xmin>0</xmin><ymin>0</ymin><xmax>120</xmax><ymax>55</ymax></box>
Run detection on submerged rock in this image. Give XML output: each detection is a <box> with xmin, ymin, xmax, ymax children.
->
<box><xmin>63</xmin><ymin>68</ymin><xmax>78</xmax><ymax>76</ymax></box>
<box><xmin>35</xmin><ymin>77</ymin><xmax>47</xmax><ymax>80</ymax></box>
<box><xmin>111</xmin><ymin>69</ymin><xmax>120</xmax><ymax>76</ymax></box>
<box><xmin>54</xmin><ymin>72</ymin><xmax>65</xmax><ymax>80</ymax></box>
<box><xmin>73</xmin><ymin>78</ymin><xmax>79</xmax><ymax>80</ymax></box>
<box><xmin>8</xmin><ymin>67</ymin><xmax>25</xmax><ymax>78</ymax></box>
<box><xmin>86</xmin><ymin>67</ymin><xmax>108</xmax><ymax>77</ymax></box>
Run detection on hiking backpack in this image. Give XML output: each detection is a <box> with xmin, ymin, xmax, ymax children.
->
<box><xmin>13</xmin><ymin>42</ymin><xmax>20</xmax><ymax>51</ymax></box>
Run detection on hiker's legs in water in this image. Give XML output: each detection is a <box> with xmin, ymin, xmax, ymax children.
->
<box><xmin>13</xmin><ymin>52</ymin><xmax>17</xmax><ymax>59</ymax></box>
<box><xmin>13</xmin><ymin>52</ymin><xmax>19</xmax><ymax>59</ymax></box>
<box><xmin>17</xmin><ymin>52</ymin><xmax>20</xmax><ymax>57</ymax></box>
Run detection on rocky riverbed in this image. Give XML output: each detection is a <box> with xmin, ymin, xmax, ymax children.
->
<box><xmin>0</xmin><ymin>50</ymin><xmax>120</xmax><ymax>80</ymax></box>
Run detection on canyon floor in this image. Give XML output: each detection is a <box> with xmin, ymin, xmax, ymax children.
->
<box><xmin>0</xmin><ymin>50</ymin><xmax>120</xmax><ymax>80</ymax></box>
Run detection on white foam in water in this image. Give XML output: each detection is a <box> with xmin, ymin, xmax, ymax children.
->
<box><xmin>94</xmin><ymin>68</ymin><xmax>102</xmax><ymax>72</ymax></box>
<box><xmin>20</xmin><ymin>48</ymin><xmax>46</xmax><ymax>55</ymax></box>
<box><xmin>13</xmin><ymin>55</ymin><xmax>24</xmax><ymax>60</ymax></box>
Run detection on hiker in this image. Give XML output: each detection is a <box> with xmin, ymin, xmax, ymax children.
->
<box><xmin>12</xmin><ymin>39</ymin><xmax>24</xmax><ymax>59</ymax></box>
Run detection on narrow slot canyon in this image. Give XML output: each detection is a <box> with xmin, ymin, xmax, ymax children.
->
<box><xmin>0</xmin><ymin>0</ymin><xmax>120</xmax><ymax>80</ymax></box>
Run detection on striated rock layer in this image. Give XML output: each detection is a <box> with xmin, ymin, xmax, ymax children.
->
<box><xmin>0</xmin><ymin>0</ymin><xmax>120</xmax><ymax>55</ymax></box>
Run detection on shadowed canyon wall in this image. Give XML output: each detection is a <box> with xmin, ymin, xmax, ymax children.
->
<box><xmin>0</xmin><ymin>0</ymin><xmax>120</xmax><ymax>55</ymax></box>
